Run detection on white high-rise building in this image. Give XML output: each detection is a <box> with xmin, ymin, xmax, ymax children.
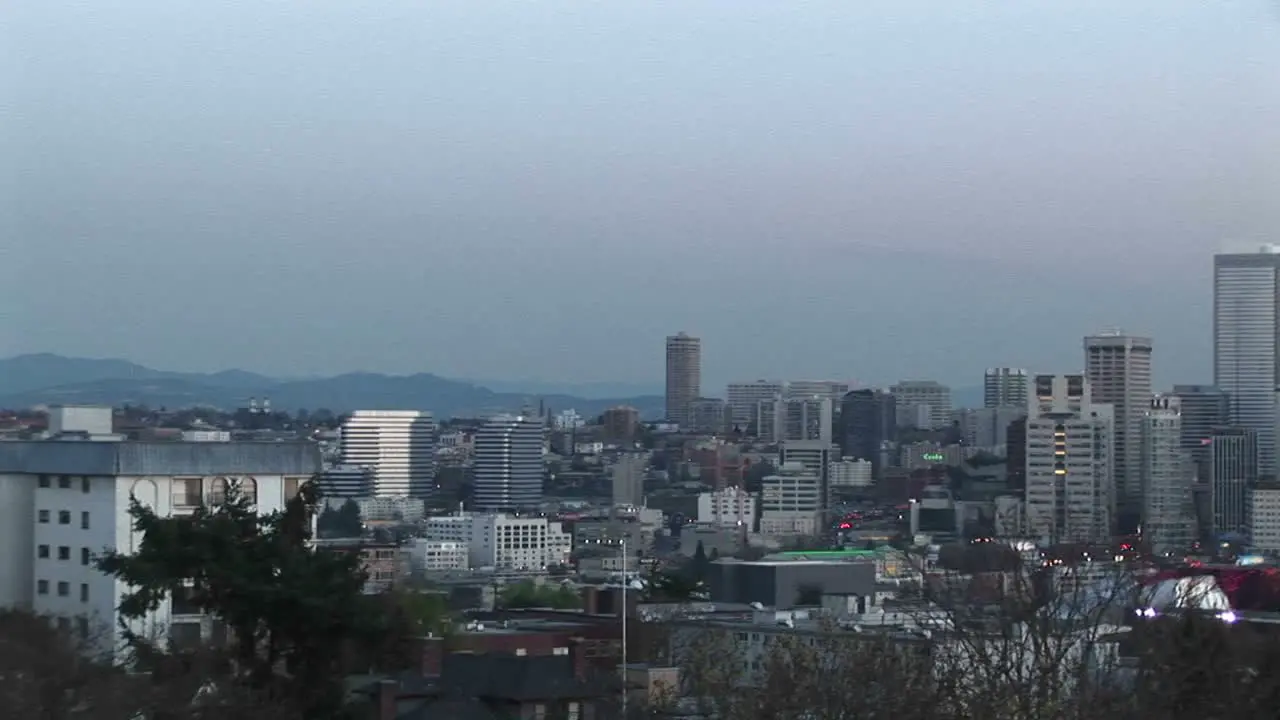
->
<box><xmin>1085</xmin><ymin>331</ymin><xmax>1153</xmax><ymax>531</ymax></box>
<box><xmin>727</xmin><ymin>380</ymin><xmax>785</xmax><ymax>427</ymax></box>
<box><xmin>759</xmin><ymin>462</ymin><xmax>821</xmax><ymax>536</ymax></box>
<box><xmin>1024</xmin><ymin>374</ymin><xmax>1115</xmax><ymax>545</ymax></box>
<box><xmin>423</xmin><ymin>513</ymin><xmax>571</xmax><ymax>570</ymax></box>
<box><xmin>472</xmin><ymin>415</ymin><xmax>544</xmax><ymax>512</ymax></box>
<box><xmin>1140</xmin><ymin>395</ymin><xmax>1195</xmax><ymax>554</ymax></box>
<box><xmin>339</xmin><ymin>410</ymin><xmax>436</xmax><ymax>498</ymax></box>
<box><xmin>984</xmin><ymin>368</ymin><xmax>1029</xmax><ymax>409</ymax></box>
<box><xmin>1214</xmin><ymin>246</ymin><xmax>1280</xmax><ymax>474</ymax></box>
<box><xmin>889</xmin><ymin>380</ymin><xmax>952</xmax><ymax>430</ymax></box>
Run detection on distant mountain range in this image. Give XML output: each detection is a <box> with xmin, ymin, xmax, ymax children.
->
<box><xmin>0</xmin><ymin>354</ymin><xmax>665</xmax><ymax>420</ymax></box>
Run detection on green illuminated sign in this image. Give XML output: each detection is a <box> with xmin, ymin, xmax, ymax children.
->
<box><xmin>922</xmin><ymin>452</ymin><xmax>945</xmax><ymax>462</ymax></box>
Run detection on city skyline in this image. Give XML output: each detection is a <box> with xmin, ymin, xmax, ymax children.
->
<box><xmin>6</xmin><ymin>1</ymin><xmax>1280</xmax><ymax>387</ymax></box>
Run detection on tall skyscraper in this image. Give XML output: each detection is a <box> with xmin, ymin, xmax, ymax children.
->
<box><xmin>889</xmin><ymin>380</ymin><xmax>952</xmax><ymax>430</ymax></box>
<box><xmin>1214</xmin><ymin>246</ymin><xmax>1280</xmax><ymax>474</ymax></box>
<box><xmin>1208</xmin><ymin>426</ymin><xmax>1259</xmax><ymax>539</ymax></box>
<box><xmin>664</xmin><ymin>332</ymin><xmax>701</xmax><ymax>428</ymax></box>
<box><xmin>339</xmin><ymin>410</ymin><xmax>436</xmax><ymax>498</ymax></box>
<box><xmin>1171</xmin><ymin>384</ymin><xmax>1230</xmax><ymax>477</ymax></box>
<box><xmin>839</xmin><ymin>389</ymin><xmax>896</xmax><ymax>479</ymax></box>
<box><xmin>757</xmin><ymin>395</ymin><xmax>833</xmax><ymax>444</ymax></box>
<box><xmin>1084</xmin><ymin>331</ymin><xmax>1152</xmax><ymax>532</ymax></box>
<box><xmin>726</xmin><ymin>380</ymin><xmax>785</xmax><ymax>428</ymax></box>
<box><xmin>1140</xmin><ymin>395</ymin><xmax>1195</xmax><ymax>554</ymax></box>
<box><xmin>1024</xmin><ymin>374</ymin><xmax>1114</xmax><ymax>545</ymax></box>
<box><xmin>984</xmin><ymin>368</ymin><xmax>1029</xmax><ymax>409</ymax></box>
<box><xmin>472</xmin><ymin>414</ymin><xmax>544</xmax><ymax>512</ymax></box>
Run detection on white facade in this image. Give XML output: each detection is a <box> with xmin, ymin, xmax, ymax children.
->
<box><xmin>1140</xmin><ymin>395</ymin><xmax>1195</xmax><ymax>554</ymax></box>
<box><xmin>889</xmin><ymin>381</ymin><xmax>952</xmax><ymax>430</ymax></box>
<box><xmin>0</xmin><ymin>439</ymin><xmax>319</xmax><ymax>659</ymax></box>
<box><xmin>727</xmin><ymin>381</ymin><xmax>785</xmax><ymax>427</ymax></box>
<box><xmin>785</xmin><ymin>380</ymin><xmax>850</xmax><ymax>403</ymax></box>
<box><xmin>1214</xmin><ymin>247</ymin><xmax>1280</xmax><ymax>474</ymax></box>
<box><xmin>423</xmin><ymin>513</ymin><xmax>571</xmax><ymax>570</ymax></box>
<box><xmin>828</xmin><ymin>458</ymin><xmax>874</xmax><ymax>488</ymax></box>
<box><xmin>553</xmin><ymin>410</ymin><xmax>584</xmax><ymax>430</ymax></box>
<box><xmin>759</xmin><ymin>463</ymin><xmax>820</xmax><ymax>536</ymax></box>
<box><xmin>697</xmin><ymin>487</ymin><xmax>756</xmax><ymax>528</ymax></box>
<box><xmin>957</xmin><ymin>407</ymin><xmax>1026</xmax><ymax>448</ymax></box>
<box><xmin>1024</xmin><ymin>374</ymin><xmax>1115</xmax><ymax>545</ymax></box>
<box><xmin>984</xmin><ymin>368</ymin><xmax>1029</xmax><ymax>409</ymax></box>
<box><xmin>357</xmin><ymin>496</ymin><xmax>426</xmax><ymax>522</ymax></box>
<box><xmin>339</xmin><ymin>410</ymin><xmax>436</xmax><ymax>498</ymax></box>
<box><xmin>1248</xmin><ymin>486</ymin><xmax>1280</xmax><ymax>554</ymax></box>
<box><xmin>406</xmin><ymin>539</ymin><xmax>469</xmax><ymax>572</ymax></box>
<box><xmin>1085</xmin><ymin>331</ymin><xmax>1153</xmax><ymax>528</ymax></box>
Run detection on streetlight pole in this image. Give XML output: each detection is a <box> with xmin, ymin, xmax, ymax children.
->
<box><xmin>620</xmin><ymin>537</ymin><xmax>628</xmax><ymax>719</ymax></box>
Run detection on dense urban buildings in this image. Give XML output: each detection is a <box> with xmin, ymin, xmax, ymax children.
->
<box><xmin>664</xmin><ymin>332</ymin><xmax>702</xmax><ymax>428</ymax></box>
<box><xmin>471</xmin><ymin>414</ymin><xmax>544</xmax><ymax>512</ymax></box>
<box><xmin>1214</xmin><ymin>246</ymin><xmax>1280</xmax><ymax>475</ymax></box>
<box><xmin>1085</xmin><ymin>331</ymin><xmax>1153</xmax><ymax>532</ymax></box>
<box><xmin>726</xmin><ymin>380</ymin><xmax>785</xmax><ymax>428</ymax></box>
<box><xmin>889</xmin><ymin>380</ymin><xmax>952</xmax><ymax>430</ymax></box>
<box><xmin>339</xmin><ymin>410</ymin><xmax>436</xmax><ymax>498</ymax></box>
<box><xmin>984</xmin><ymin>367</ymin><xmax>1029</xmax><ymax>409</ymax></box>
<box><xmin>1024</xmin><ymin>374</ymin><xmax>1115</xmax><ymax>545</ymax></box>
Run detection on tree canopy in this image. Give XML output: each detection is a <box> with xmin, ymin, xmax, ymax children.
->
<box><xmin>499</xmin><ymin>580</ymin><xmax>582</xmax><ymax>610</ymax></box>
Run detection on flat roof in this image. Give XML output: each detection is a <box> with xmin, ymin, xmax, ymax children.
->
<box><xmin>0</xmin><ymin>440</ymin><xmax>321</xmax><ymax>476</ymax></box>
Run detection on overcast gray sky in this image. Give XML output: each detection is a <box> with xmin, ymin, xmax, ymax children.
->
<box><xmin>3</xmin><ymin>0</ymin><xmax>1279</xmax><ymax>391</ymax></box>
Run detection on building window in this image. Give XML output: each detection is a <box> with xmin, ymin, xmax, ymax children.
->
<box><xmin>81</xmin><ymin>511</ymin><xmax>90</xmax><ymax>530</ymax></box>
<box><xmin>77</xmin><ymin>617</ymin><xmax>89</xmax><ymax>638</ymax></box>
<box><xmin>37</xmin><ymin>545</ymin><xmax>49</xmax><ymax>559</ymax></box>
<box><xmin>58</xmin><ymin>546</ymin><xmax>70</xmax><ymax>561</ymax></box>
<box><xmin>172</xmin><ymin>478</ymin><xmax>203</xmax><ymax>508</ymax></box>
<box><xmin>80</xmin><ymin>583</ymin><xmax>89</xmax><ymax>602</ymax></box>
<box><xmin>58</xmin><ymin>511</ymin><xmax>71</xmax><ymax>525</ymax></box>
<box><xmin>38</xmin><ymin>475</ymin><xmax>50</xmax><ymax>489</ymax></box>
<box><xmin>37</xmin><ymin>580</ymin><xmax>48</xmax><ymax>595</ymax></box>
<box><xmin>81</xmin><ymin>477</ymin><xmax>91</xmax><ymax>494</ymax></box>
<box><xmin>57</xmin><ymin>582</ymin><xmax>69</xmax><ymax>597</ymax></box>
<box><xmin>38</xmin><ymin>510</ymin><xmax>49</xmax><ymax>524</ymax></box>
<box><xmin>58</xmin><ymin>476</ymin><xmax>72</xmax><ymax>490</ymax></box>
<box><xmin>81</xmin><ymin>548</ymin><xmax>91</xmax><ymax>566</ymax></box>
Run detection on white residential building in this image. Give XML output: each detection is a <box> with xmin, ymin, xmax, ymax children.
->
<box><xmin>984</xmin><ymin>368</ymin><xmax>1029</xmax><ymax>409</ymax></box>
<box><xmin>1085</xmin><ymin>331</ymin><xmax>1153</xmax><ymax>530</ymax></box>
<box><xmin>759</xmin><ymin>462</ymin><xmax>821</xmax><ymax>536</ymax></box>
<box><xmin>1248</xmin><ymin>485</ymin><xmax>1280</xmax><ymax>555</ymax></box>
<box><xmin>727</xmin><ymin>381</ymin><xmax>785</xmax><ymax>428</ymax></box>
<box><xmin>889</xmin><ymin>380</ymin><xmax>953</xmax><ymax>430</ymax></box>
<box><xmin>0</xmin><ymin>407</ymin><xmax>320</xmax><ymax>659</ymax></box>
<box><xmin>406</xmin><ymin>539</ymin><xmax>469</xmax><ymax>572</ymax></box>
<box><xmin>423</xmin><ymin>513</ymin><xmax>572</xmax><ymax>570</ymax></box>
<box><xmin>697</xmin><ymin>487</ymin><xmax>756</xmax><ymax>528</ymax></box>
<box><xmin>1024</xmin><ymin>374</ymin><xmax>1115</xmax><ymax>545</ymax></box>
<box><xmin>339</xmin><ymin>410</ymin><xmax>436</xmax><ymax>498</ymax></box>
<box><xmin>828</xmin><ymin>458</ymin><xmax>874</xmax><ymax>489</ymax></box>
<box><xmin>473</xmin><ymin>415</ymin><xmax>544</xmax><ymax>512</ymax></box>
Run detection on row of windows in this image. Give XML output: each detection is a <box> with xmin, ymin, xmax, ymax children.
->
<box><xmin>38</xmin><ymin>545</ymin><xmax>93</xmax><ymax>565</ymax></box>
<box><xmin>36</xmin><ymin>579</ymin><xmax>90</xmax><ymax>602</ymax></box>
<box><xmin>37</xmin><ymin>475</ymin><xmax>92</xmax><ymax>493</ymax></box>
<box><xmin>37</xmin><ymin>510</ymin><xmax>90</xmax><ymax>528</ymax></box>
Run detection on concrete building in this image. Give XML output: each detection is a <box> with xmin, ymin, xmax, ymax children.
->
<box><xmin>423</xmin><ymin>513</ymin><xmax>572</xmax><ymax>570</ymax></box>
<box><xmin>708</xmin><ymin>558</ymin><xmax>877</xmax><ymax>609</ymax></box>
<box><xmin>315</xmin><ymin>464</ymin><xmax>373</xmax><ymax>498</ymax></box>
<box><xmin>759</xmin><ymin>462</ymin><xmax>821</xmax><ymax>536</ymax></box>
<box><xmin>0</xmin><ymin>406</ymin><xmax>320</xmax><ymax>657</ymax></box>
<box><xmin>610</xmin><ymin>452</ymin><xmax>648</xmax><ymax>508</ymax></box>
<box><xmin>601</xmin><ymin>406</ymin><xmax>641</xmax><ymax>445</ymax></box>
<box><xmin>779</xmin><ymin>440</ymin><xmax>838</xmax><ymax>512</ymax></box>
<box><xmin>984</xmin><ymin>368</ymin><xmax>1029</xmax><ymax>409</ymax></box>
<box><xmin>828</xmin><ymin>458</ymin><xmax>874</xmax><ymax>490</ymax></box>
<box><xmin>839</xmin><ymin>390</ymin><xmax>896</xmax><ymax>478</ymax></box>
<box><xmin>1024</xmin><ymin>374</ymin><xmax>1115</xmax><ymax>545</ymax></box>
<box><xmin>339</xmin><ymin>410</ymin><xmax>436</xmax><ymax>498</ymax></box>
<box><xmin>1085</xmin><ymin>331</ymin><xmax>1153</xmax><ymax>532</ymax></box>
<box><xmin>1140</xmin><ymin>395</ymin><xmax>1195</xmax><ymax>554</ymax></box>
<box><xmin>1208</xmin><ymin>426</ymin><xmax>1259</xmax><ymax>539</ymax></box>
<box><xmin>696</xmin><ymin>487</ymin><xmax>756</xmax><ymax>529</ymax></box>
<box><xmin>472</xmin><ymin>415</ymin><xmax>544</xmax><ymax>512</ymax></box>
<box><xmin>757</xmin><ymin>396</ymin><xmax>833</xmax><ymax>444</ymax></box>
<box><xmin>726</xmin><ymin>380</ymin><xmax>785</xmax><ymax>428</ymax></box>
<box><xmin>689</xmin><ymin>397</ymin><xmax>732</xmax><ymax>435</ymax></box>
<box><xmin>1214</xmin><ymin>246</ymin><xmax>1280</xmax><ymax>475</ymax></box>
<box><xmin>786</xmin><ymin>380</ymin><xmax>850</xmax><ymax>403</ymax></box>
<box><xmin>664</xmin><ymin>332</ymin><xmax>701</xmax><ymax>428</ymax></box>
<box><xmin>406</xmin><ymin>539</ymin><xmax>470</xmax><ymax>572</ymax></box>
<box><xmin>956</xmin><ymin>406</ymin><xmax>1025</xmax><ymax>448</ymax></box>
<box><xmin>1248</xmin><ymin>483</ymin><xmax>1280</xmax><ymax>555</ymax></box>
<box><xmin>357</xmin><ymin>496</ymin><xmax>426</xmax><ymax>523</ymax></box>
<box><xmin>889</xmin><ymin>380</ymin><xmax>952</xmax><ymax>430</ymax></box>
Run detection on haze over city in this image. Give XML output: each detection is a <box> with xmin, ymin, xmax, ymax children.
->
<box><xmin>5</xmin><ymin>0</ymin><xmax>1280</xmax><ymax>390</ymax></box>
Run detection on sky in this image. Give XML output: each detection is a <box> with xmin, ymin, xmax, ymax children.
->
<box><xmin>3</xmin><ymin>0</ymin><xmax>1279</xmax><ymax>393</ymax></box>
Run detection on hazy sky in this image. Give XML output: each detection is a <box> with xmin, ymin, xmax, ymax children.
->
<box><xmin>4</xmin><ymin>0</ymin><xmax>1279</xmax><ymax>391</ymax></box>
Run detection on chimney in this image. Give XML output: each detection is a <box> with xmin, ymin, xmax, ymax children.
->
<box><xmin>568</xmin><ymin>637</ymin><xmax>588</xmax><ymax>681</ymax></box>
<box><xmin>377</xmin><ymin>679</ymin><xmax>398</xmax><ymax>720</ymax></box>
<box><xmin>419</xmin><ymin>636</ymin><xmax>444</xmax><ymax>676</ymax></box>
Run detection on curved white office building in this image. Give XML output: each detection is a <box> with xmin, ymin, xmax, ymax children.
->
<box><xmin>339</xmin><ymin>410</ymin><xmax>436</xmax><ymax>498</ymax></box>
